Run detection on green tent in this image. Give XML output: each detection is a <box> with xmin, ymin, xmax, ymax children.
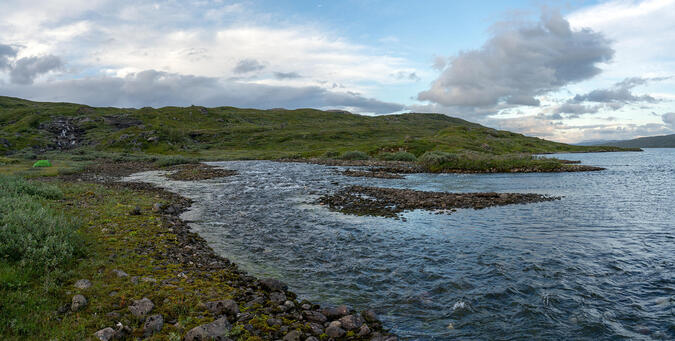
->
<box><xmin>32</xmin><ymin>160</ymin><xmax>52</xmax><ymax>167</ymax></box>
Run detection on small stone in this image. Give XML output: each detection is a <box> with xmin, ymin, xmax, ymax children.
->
<box><xmin>71</xmin><ymin>294</ymin><xmax>87</xmax><ymax>312</ymax></box>
<box><xmin>113</xmin><ymin>325</ymin><xmax>132</xmax><ymax>339</ymax></box>
<box><xmin>112</xmin><ymin>269</ymin><xmax>129</xmax><ymax>278</ymax></box>
<box><xmin>339</xmin><ymin>314</ymin><xmax>364</xmax><ymax>331</ymax></box>
<box><xmin>108</xmin><ymin>291</ymin><xmax>118</xmax><ymax>297</ymax></box>
<box><xmin>322</xmin><ymin>305</ymin><xmax>349</xmax><ymax>320</ymax></box>
<box><xmin>129</xmin><ymin>206</ymin><xmax>141</xmax><ymax>215</ymax></box>
<box><xmin>131</xmin><ymin>276</ymin><xmax>139</xmax><ymax>285</ymax></box>
<box><xmin>74</xmin><ymin>279</ymin><xmax>92</xmax><ymax>289</ymax></box>
<box><xmin>140</xmin><ymin>276</ymin><xmax>157</xmax><ymax>283</ymax></box>
<box><xmin>358</xmin><ymin>323</ymin><xmax>372</xmax><ymax>336</ymax></box>
<box><xmin>152</xmin><ymin>203</ymin><xmax>162</xmax><ymax>212</ymax></box>
<box><xmin>270</xmin><ymin>291</ymin><xmax>286</xmax><ymax>304</ymax></box>
<box><xmin>143</xmin><ymin>314</ymin><xmax>164</xmax><ymax>336</ymax></box>
<box><xmin>57</xmin><ymin>303</ymin><xmax>70</xmax><ymax>314</ymax></box>
<box><xmin>260</xmin><ymin>278</ymin><xmax>288</xmax><ymax>292</ymax></box>
<box><xmin>308</xmin><ymin>322</ymin><xmax>324</xmax><ymax>335</ymax></box>
<box><xmin>283</xmin><ymin>330</ymin><xmax>301</xmax><ymax>341</ymax></box>
<box><xmin>301</xmin><ymin>304</ymin><xmax>312</xmax><ymax>310</ymax></box>
<box><xmin>128</xmin><ymin>297</ymin><xmax>154</xmax><ymax>319</ymax></box>
<box><xmin>328</xmin><ymin>321</ymin><xmax>342</xmax><ymax>329</ymax></box>
<box><xmin>325</xmin><ymin>325</ymin><xmax>346</xmax><ymax>338</ymax></box>
<box><xmin>362</xmin><ymin>309</ymin><xmax>379</xmax><ymax>323</ymax></box>
<box><xmin>93</xmin><ymin>327</ymin><xmax>115</xmax><ymax>341</ymax></box>
<box><xmin>205</xmin><ymin>299</ymin><xmax>240</xmax><ymax>316</ymax></box>
<box><xmin>267</xmin><ymin>318</ymin><xmax>282</xmax><ymax>327</ymax></box>
<box><xmin>184</xmin><ymin>317</ymin><xmax>231</xmax><ymax>341</ymax></box>
<box><xmin>106</xmin><ymin>311</ymin><xmax>120</xmax><ymax>320</ymax></box>
<box><xmin>305</xmin><ymin>337</ymin><xmax>319</xmax><ymax>341</ymax></box>
<box><xmin>302</xmin><ymin>311</ymin><xmax>327</xmax><ymax>323</ymax></box>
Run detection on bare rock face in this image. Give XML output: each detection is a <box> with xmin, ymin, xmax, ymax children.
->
<box><xmin>184</xmin><ymin>317</ymin><xmax>232</xmax><ymax>341</ymax></box>
<box><xmin>128</xmin><ymin>297</ymin><xmax>154</xmax><ymax>319</ymax></box>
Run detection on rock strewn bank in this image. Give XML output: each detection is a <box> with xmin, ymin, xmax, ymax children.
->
<box><xmin>278</xmin><ymin>158</ymin><xmax>604</xmax><ymax>177</ymax></box>
<box><xmin>319</xmin><ymin>185</ymin><xmax>560</xmax><ymax>218</ymax></box>
<box><xmin>57</xmin><ymin>162</ymin><xmax>398</xmax><ymax>341</ymax></box>
<box><xmin>166</xmin><ymin>163</ymin><xmax>238</xmax><ymax>181</ymax></box>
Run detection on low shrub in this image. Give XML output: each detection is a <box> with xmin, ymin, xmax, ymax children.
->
<box><xmin>153</xmin><ymin>155</ymin><xmax>198</xmax><ymax>167</ymax></box>
<box><xmin>381</xmin><ymin>151</ymin><xmax>417</xmax><ymax>162</ymax></box>
<box><xmin>418</xmin><ymin>151</ymin><xmax>458</xmax><ymax>169</ymax></box>
<box><xmin>339</xmin><ymin>150</ymin><xmax>370</xmax><ymax>160</ymax></box>
<box><xmin>0</xmin><ymin>176</ymin><xmax>81</xmax><ymax>275</ymax></box>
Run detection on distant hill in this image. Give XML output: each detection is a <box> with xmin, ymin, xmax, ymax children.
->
<box><xmin>584</xmin><ymin>134</ymin><xmax>675</xmax><ymax>148</ymax></box>
<box><xmin>0</xmin><ymin>96</ymin><xmax>635</xmax><ymax>158</ymax></box>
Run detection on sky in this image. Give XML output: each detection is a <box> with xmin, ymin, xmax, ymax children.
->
<box><xmin>1</xmin><ymin>0</ymin><xmax>674</xmax><ymax>143</ymax></box>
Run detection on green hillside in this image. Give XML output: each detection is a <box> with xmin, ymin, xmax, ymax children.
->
<box><xmin>0</xmin><ymin>96</ymin><xmax>632</xmax><ymax>160</ymax></box>
<box><xmin>599</xmin><ymin>134</ymin><xmax>675</xmax><ymax>148</ymax></box>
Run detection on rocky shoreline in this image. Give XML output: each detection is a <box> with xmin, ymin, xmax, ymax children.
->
<box><xmin>278</xmin><ymin>158</ymin><xmax>604</xmax><ymax>176</ymax></box>
<box><xmin>59</xmin><ymin>161</ymin><xmax>397</xmax><ymax>341</ymax></box>
<box><xmin>318</xmin><ymin>185</ymin><xmax>560</xmax><ymax>218</ymax></box>
<box><xmin>340</xmin><ymin>169</ymin><xmax>404</xmax><ymax>179</ymax></box>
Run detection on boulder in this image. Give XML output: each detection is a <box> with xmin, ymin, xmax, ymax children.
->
<box><xmin>184</xmin><ymin>317</ymin><xmax>231</xmax><ymax>341</ymax></box>
<box><xmin>74</xmin><ymin>279</ymin><xmax>92</xmax><ymax>289</ymax></box>
<box><xmin>112</xmin><ymin>269</ymin><xmax>129</xmax><ymax>278</ymax></box>
<box><xmin>339</xmin><ymin>314</ymin><xmax>364</xmax><ymax>331</ymax></box>
<box><xmin>93</xmin><ymin>327</ymin><xmax>115</xmax><ymax>341</ymax></box>
<box><xmin>325</xmin><ymin>325</ymin><xmax>346</xmax><ymax>338</ymax></box>
<box><xmin>128</xmin><ymin>297</ymin><xmax>154</xmax><ymax>319</ymax></box>
<box><xmin>322</xmin><ymin>305</ymin><xmax>349</xmax><ymax>320</ymax></box>
<box><xmin>302</xmin><ymin>310</ymin><xmax>327</xmax><ymax>323</ymax></box>
<box><xmin>143</xmin><ymin>314</ymin><xmax>164</xmax><ymax>336</ymax></box>
<box><xmin>283</xmin><ymin>330</ymin><xmax>301</xmax><ymax>341</ymax></box>
<box><xmin>205</xmin><ymin>299</ymin><xmax>240</xmax><ymax>316</ymax></box>
<box><xmin>259</xmin><ymin>278</ymin><xmax>288</xmax><ymax>292</ymax></box>
<box><xmin>71</xmin><ymin>294</ymin><xmax>87</xmax><ymax>312</ymax></box>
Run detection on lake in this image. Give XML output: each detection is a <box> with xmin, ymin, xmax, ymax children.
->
<box><xmin>125</xmin><ymin>149</ymin><xmax>674</xmax><ymax>340</ymax></box>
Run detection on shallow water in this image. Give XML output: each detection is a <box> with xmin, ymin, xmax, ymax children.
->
<box><xmin>124</xmin><ymin>149</ymin><xmax>675</xmax><ymax>340</ymax></box>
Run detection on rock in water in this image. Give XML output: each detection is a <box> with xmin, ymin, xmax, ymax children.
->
<box><xmin>184</xmin><ymin>317</ymin><xmax>231</xmax><ymax>341</ymax></box>
<box><xmin>259</xmin><ymin>278</ymin><xmax>288</xmax><ymax>292</ymax></box>
<box><xmin>71</xmin><ymin>294</ymin><xmax>87</xmax><ymax>312</ymax></box>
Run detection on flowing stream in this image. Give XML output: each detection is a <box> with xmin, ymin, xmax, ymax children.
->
<box><xmin>124</xmin><ymin>149</ymin><xmax>675</xmax><ymax>340</ymax></box>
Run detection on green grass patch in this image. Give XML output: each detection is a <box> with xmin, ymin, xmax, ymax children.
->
<box><xmin>339</xmin><ymin>151</ymin><xmax>370</xmax><ymax>160</ymax></box>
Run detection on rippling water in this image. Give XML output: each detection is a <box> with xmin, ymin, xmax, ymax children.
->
<box><xmin>125</xmin><ymin>149</ymin><xmax>675</xmax><ymax>340</ymax></box>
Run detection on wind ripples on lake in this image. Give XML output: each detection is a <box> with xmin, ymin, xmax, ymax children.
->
<box><xmin>125</xmin><ymin>149</ymin><xmax>675</xmax><ymax>340</ymax></box>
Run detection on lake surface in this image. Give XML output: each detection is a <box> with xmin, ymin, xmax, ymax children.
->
<box><xmin>125</xmin><ymin>149</ymin><xmax>675</xmax><ymax>340</ymax></box>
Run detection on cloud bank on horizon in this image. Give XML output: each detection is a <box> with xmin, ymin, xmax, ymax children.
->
<box><xmin>0</xmin><ymin>0</ymin><xmax>673</xmax><ymax>143</ymax></box>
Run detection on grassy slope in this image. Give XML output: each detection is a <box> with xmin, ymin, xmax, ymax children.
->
<box><xmin>601</xmin><ymin>134</ymin><xmax>675</xmax><ymax>148</ymax></box>
<box><xmin>0</xmin><ymin>96</ymin><xmax>632</xmax><ymax>159</ymax></box>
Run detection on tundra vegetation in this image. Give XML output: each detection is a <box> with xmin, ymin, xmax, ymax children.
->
<box><xmin>0</xmin><ymin>96</ymin><xmax>638</xmax><ymax>339</ymax></box>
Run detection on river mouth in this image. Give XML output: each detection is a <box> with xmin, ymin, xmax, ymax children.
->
<box><xmin>124</xmin><ymin>152</ymin><xmax>675</xmax><ymax>340</ymax></box>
